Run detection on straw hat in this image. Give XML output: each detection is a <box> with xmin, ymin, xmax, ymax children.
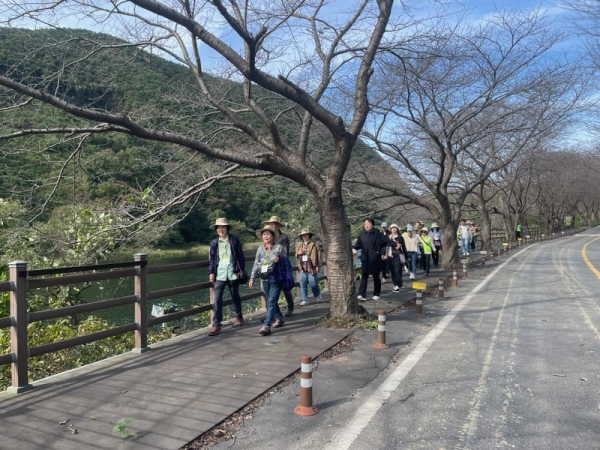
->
<box><xmin>298</xmin><ymin>227</ymin><xmax>313</xmax><ymax>239</ymax></box>
<box><xmin>256</xmin><ymin>224</ymin><xmax>280</xmax><ymax>241</ymax></box>
<box><xmin>212</xmin><ymin>218</ymin><xmax>230</xmax><ymax>229</ymax></box>
<box><xmin>264</xmin><ymin>215</ymin><xmax>282</xmax><ymax>225</ymax></box>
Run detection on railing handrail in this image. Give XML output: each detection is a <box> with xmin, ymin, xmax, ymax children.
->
<box><xmin>0</xmin><ymin>253</ymin><xmax>330</xmax><ymax>393</ymax></box>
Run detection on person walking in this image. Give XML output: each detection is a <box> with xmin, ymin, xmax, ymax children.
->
<box><xmin>430</xmin><ymin>223</ymin><xmax>443</xmax><ymax>268</ymax></box>
<box><xmin>387</xmin><ymin>224</ymin><xmax>408</xmax><ymax>292</ymax></box>
<box><xmin>353</xmin><ymin>218</ymin><xmax>387</xmax><ymax>301</ymax></box>
<box><xmin>264</xmin><ymin>215</ymin><xmax>295</xmax><ymax>317</ymax></box>
<box><xmin>470</xmin><ymin>222</ymin><xmax>479</xmax><ymax>251</ymax></box>
<box><xmin>295</xmin><ymin>228</ymin><xmax>322</xmax><ymax>306</ymax></box>
<box><xmin>380</xmin><ymin>221</ymin><xmax>390</xmax><ymax>283</ymax></box>
<box><xmin>419</xmin><ymin>227</ymin><xmax>435</xmax><ymax>276</ymax></box>
<box><xmin>458</xmin><ymin>219</ymin><xmax>472</xmax><ymax>257</ymax></box>
<box><xmin>248</xmin><ymin>224</ymin><xmax>285</xmax><ymax>336</ymax></box>
<box><xmin>516</xmin><ymin>223</ymin><xmax>522</xmax><ymax>240</ymax></box>
<box><xmin>207</xmin><ymin>218</ymin><xmax>245</xmax><ymax>336</ymax></box>
<box><xmin>403</xmin><ymin>224</ymin><xmax>420</xmax><ymax>280</ymax></box>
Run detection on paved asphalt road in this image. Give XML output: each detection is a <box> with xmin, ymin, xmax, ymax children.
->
<box><xmin>212</xmin><ymin>228</ymin><xmax>600</xmax><ymax>450</ymax></box>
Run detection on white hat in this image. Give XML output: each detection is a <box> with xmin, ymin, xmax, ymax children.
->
<box><xmin>406</xmin><ymin>224</ymin><xmax>414</xmax><ymax>231</ymax></box>
<box><xmin>421</xmin><ymin>227</ymin><xmax>429</xmax><ymax>233</ymax></box>
<box><xmin>431</xmin><ymin>222</ymin><xmax>439</xmax><ymax>229</ymax></box>
<box><xmin>381</xmin><ymin>222</ymin><xmax>388</xmax><ymax>228</ymax></box>
<box><xmin>389</xmin><ymin>223</ymin><xmax>400</xmax><ymax>230</ymax></box>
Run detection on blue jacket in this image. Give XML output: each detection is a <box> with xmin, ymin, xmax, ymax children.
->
<box><xmin>208</xmin><ymin>233</ymin><xmax>245</xmax><ymax>275</ymax></box>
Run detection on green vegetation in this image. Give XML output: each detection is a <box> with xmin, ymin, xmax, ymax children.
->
<box><xmin>0</xmin><ymin>27</ymin><xmax>386</xmax><ymax>391</ymax></box>
<box><xmin>111</xmin><ymin>417</ymin><xmax>135</xmax><ymax>438</ymax></box>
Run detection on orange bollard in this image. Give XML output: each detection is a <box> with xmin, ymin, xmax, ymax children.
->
<box><xmin>374</xmin><ymin>310</ymin><xmax>389</xmax><ymax>349</ymax></box>
<box><xmin>295</xmin><ymin>355</ymin><xmax>318</xmax><ymax>416</ymax></box>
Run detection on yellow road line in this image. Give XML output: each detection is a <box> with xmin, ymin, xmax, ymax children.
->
<box><xmin>581</xmin><ymin>237</ymin><xmax>600</xmax><ymax>279</ymax></box>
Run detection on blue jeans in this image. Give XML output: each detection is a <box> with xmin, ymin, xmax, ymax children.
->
<box><xmin>262</xmin><ymin>279</ymin><xmax>284</xmax><ymax>326</ymax></box>
<box><xmin>461</xmin><ymin>237</ymin><xmax>470</xmax><ymax>254</ymax></box>
<box><xmin>213</xmin><ymin>279</ymin><xmax>242</xmax><ymax>325</ymax></box>
<box><xmin>299</xmin><ymin>271</ymin><xmax>320</xmax><ymax>301</ymax></box>
<box><xmin>407</xmin><ymin>252</ymin><xmax>418</xmax><ymax>274</ymax></box>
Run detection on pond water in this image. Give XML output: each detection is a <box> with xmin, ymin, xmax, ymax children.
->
<box><xmin>82</xmin><ymin>252</ymin><xmax>255</xmax><ymax>327</ymax></box>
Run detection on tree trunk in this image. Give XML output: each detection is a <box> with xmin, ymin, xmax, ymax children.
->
<box><xmin>315</xmin><ymin>189</ymin><xmax>357</xmax><ymax>318</ymax></box>
<box><xmin>502</xmin><ymin>214</ymin><xmax>516</xmax><ymax>242</ymax></box>
<box><xmin>478</xmin><ymin>206</ymin><xmax>493</xmax><ymax>252</ymax></box>
<box><xmin>441</xmin><ymin>223</ymin><xmax>459</xmax><ymax>269</ymax></box>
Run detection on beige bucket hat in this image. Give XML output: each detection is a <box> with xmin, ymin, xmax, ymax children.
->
<box><xmin>298</xmin><ymin>227</ymin><xmax>313</xmax><ymax>239</ymax></box>
<box><xmin>264</xmin><ymin>215</ymin><xmax>283</xmax><ymax>225</ymax></box>
<box><xmin>256</xmin><ymin>224</ymin><xmax>280</xmax><ymax>241</ymax></box>
<box><xmin>212</xmin><ymin>218</ymin><xmax>230</xmax><ymax>229</ymax></box>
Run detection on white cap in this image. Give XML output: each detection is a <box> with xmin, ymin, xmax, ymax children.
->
<box><xmin>381</xmin><ymin>222</ymin><xmax>388</xmax><ymax>228</ymax></box>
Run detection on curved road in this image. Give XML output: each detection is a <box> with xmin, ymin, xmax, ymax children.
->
<box><xmin>329</xmin><ymin>229</ymin><xmax>600</xmax><ymax>450</ymax></box>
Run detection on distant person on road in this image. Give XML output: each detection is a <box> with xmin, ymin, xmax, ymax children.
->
<box><xmin>387</xmin><ymin>224</ymin><xmax>408</xmax><ymax>291</ymax></box>
<box><xmin>516</xmin><ymin>223</ymin><xmax>522</xmax><ymax>240</ymax></box>
<box><xmin>295</xmin><ymin>228</ymin><xmax>322</xmax><ymax>306</ymax></box>
<box><xmin>419</xmin><ymin>228</ymin><xmax>435</xmax><ymax>276</ymax></box>
<box><xmin>207</xmin><ymin>218</ymin><xmax>246</xmax><ymax>336</ymax></box>
<box><xmin>458</xmin><ymin>219</ymin><xmax>472</xmax><ymax>257</ymax></box>
<box><xmin>264</xmin><ymin>215</ymin><xmax>295</xmax><ymax>317</ymax></box>
<box><xmin>470</xmin><ymin>222</ymin><xmax>479</xmax><ymax>251</ymax></box>
<box><xmin>430</xmin><ymin>223</ymin><xmax>442</xmax><ymax>268</ymax></box>
<box><xmin>403</xmin><ymin>224</ymin><xmax>420</xmax><ymax>280</ymax></box>
<box><xmin>380</xmin><ymin>221</ymin><xmax>390</xmax><ymax>283</ymax></box>
<box><xmin>249</xmin><ymin>225</ymin><xmax>285</xmax><ymax>336</ymax></box>
<box><xmin>353</xmin><ymin>218</ymin><xmax>387</xmax><ymax>301</ymax></box>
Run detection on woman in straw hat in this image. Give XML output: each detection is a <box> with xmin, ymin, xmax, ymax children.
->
<box><xmin>249</xmin><ymin>224</ymin><xmax>286</xmax><ymax>336</ymax></box>
<box><xmin>207</xmin><ymin>218</ymin><xmax>246</xmax><ymax>336</ymax></box>
<box><xmin>295</xmin><ymin>228</ymin><xmax>322</xmax><ymax>306</ymax></box>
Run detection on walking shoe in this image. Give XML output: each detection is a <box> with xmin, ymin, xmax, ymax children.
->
<box><xmin>393</xmin><ymin>286</ymin><xmax>400</xmax><ymax>292</ymax></box>
<box><xmin>381</xmin><ymin>278</ymin><xmax>388</xmax><ymax>284</ymax></box>
<box><xmin>315</xmin><ymin>296</ymin><xmax>323</xmax><ymax>303</ymax></box>
<box><xmin>372</xmin><ymin>295</ymin><xmax>381</xmax><ymax>300</ymax></box>
<box><xmin>410</xmin><ymin>273</ymin><xmax>415</xmax><ymax>280</ymax></box>
<box><xmin>404</xmin><ymin>267</ymin><xmax>409</xmax><ymax>274</ymax></box>
<box><xmin>300</xmin><ymin>300</ymin><xmax>308</xmax><ymax>306</ymax></box>
<box><xmin>285</xmin><ymin>308</ymin><xmax>294</xmax><ymax>317</ymax></box>
<box><xmin>259</xmin><ymin>326</ymin><xmax>271</xmax><ymax>336</ymax></box>
<box><xmin>273</xmin><ymin>318</ymin><xmax>285</xmax><ymax>328</ymax></box>
<box><xmin>357</xmin><ymin>295</ymin><xmax>366</xmax><ymax>301</ymax></box>
<box><xmin>208</xmin><ymin>324</ymin><xmax>221</xmax><ymax>336</ymax></box>
<box><xmin>232</xmin><ymin>316</ymin><xmax>244</xmax><ymax>327</ymax></box>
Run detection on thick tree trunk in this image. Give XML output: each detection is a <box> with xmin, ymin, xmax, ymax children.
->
<box><xmin>440</xmin><ymin>223</ymin><xmax>459</xmax><ymax>269</ymax></box>
<box><xmin>478</xmin><ymin>207</ymin><xmax>493</xmax><ymax>252</ymax></box>
<box><xmin>315</xmin><ymin>189</ymin><xmax>357</xmax><ymax>318</ymax></box>
<box><xmin>502</xmin><ymin>215</ymin><xmax>516</xmax><ymax>242</ymax></box>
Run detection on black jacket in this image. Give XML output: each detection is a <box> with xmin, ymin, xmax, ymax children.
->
<box><xmin>353</xmin><ymin>228</ymin><xmax>387</xmax><ymax>274</ymax></box>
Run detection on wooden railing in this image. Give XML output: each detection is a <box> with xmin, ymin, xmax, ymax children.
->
<box><xmin>0</xmin><ymin>253</ymin><xmax>328</xmax><ymax>393</ymax></box>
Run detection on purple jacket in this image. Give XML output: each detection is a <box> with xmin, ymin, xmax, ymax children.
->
<box><xmin>208</xmin><ymin>233</ymin><xmax>245</xmax><ymax>275</ymax></box>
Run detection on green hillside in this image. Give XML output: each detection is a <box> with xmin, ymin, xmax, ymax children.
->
<box><xmin>0</xmin><ymin>27</ymin><xmax>388</xmax><ymax>258</ymax></box>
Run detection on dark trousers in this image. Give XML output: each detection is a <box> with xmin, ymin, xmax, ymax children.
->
<box><xmin>390</xmin><ymin>255</ymin><xmax>403</xmax><ymax>287</ymax></box>
<box><xmin>213</xmin><ymin>279</ymin><xmax>242</xmax><ymax>325</ymax></box>
<box><xmin>359</xmin><ymin>272</ymin><xmax>381</xmax><ymax>297</ymax></box>
<box><xmin>423</xmin><ymin>254</ymin><xmax>431</xmax><ymax>275</ymax></box>
<box><xmin>283</xmin><ymin>289</ymin><xmax>294</xmax><ymax>311</ymax></box>
<box><xmin>432</xmin><ymin>248</ymin><xmax>440</xmax><ymax>267</ymax></box>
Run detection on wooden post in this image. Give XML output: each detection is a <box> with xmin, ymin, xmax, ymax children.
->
<box><xmin>8</xmin><ymin>261</ymin><xmax>33</xmax><ymax>393</ymax></box>
<box><xmin>133</xmin><ymin>253</ymin><xmax>149</xmax><ymax>353</ymax></box>
<box><xmin>259</xmin><ymin>279</ymin><xmax>267</xmax><ymax>310</ymax></box>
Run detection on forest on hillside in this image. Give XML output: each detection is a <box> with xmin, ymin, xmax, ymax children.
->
<box><xmin>0</xmin><ymin>27</ymin><xmax>397</xmax><ymax>267</ymax></box>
